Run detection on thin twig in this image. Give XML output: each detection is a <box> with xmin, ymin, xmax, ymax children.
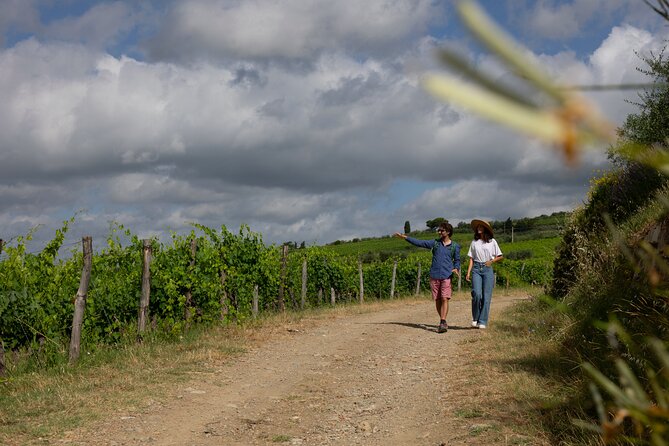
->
<box><xmin>561</xmin><ymin>83</ymin><xmax>668</xmax><ymax>91</ymax></box>
<box><xmin>14</xmin><ymin>316</ymin><xmax>65</xmax><ymax>351</ymax></box>
<box><xmin>644</xmin><ymin>0</ymin><xmax>669</xmax><ymax>21</ymax></box>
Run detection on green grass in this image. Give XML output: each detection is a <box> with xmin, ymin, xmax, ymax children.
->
<box><xmin>321</xmin><ymin>230</ymin><xmax>559</xmax><ymax>262</ymax></box>
<box><xmin>319</xmin><ymin>231</ymin><xmax>560</xmax><ymax>289</ymax></box>
<box><xmin>498</xmin><ymin>237</ymin><xmax>560</xmax><ymax>260</ymax></box>
<box><xmin>454</xmin><ymin>408</ymin><xmax>484</xmax><ymax>418</ymax></box>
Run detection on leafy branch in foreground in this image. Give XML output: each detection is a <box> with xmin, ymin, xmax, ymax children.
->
<box><xmin>422</xmin><ymin>1</ymin><xmax>669</xmax><ymax>444</ymax></box>
<box><xmin>423</xmin><ymin>0</ymin><xmax>615</xmax><ymax>165</ymax></box>
<box><xmin>576</xmin><ymin>326</ymin><xmax>669</xmax><ymax>445</ymax></box>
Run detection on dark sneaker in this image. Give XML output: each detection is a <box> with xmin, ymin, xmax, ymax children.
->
<box><xmin>438</xmin><ymin>322</ymin><xmax>448</xmax><ymax>333</ymax></box>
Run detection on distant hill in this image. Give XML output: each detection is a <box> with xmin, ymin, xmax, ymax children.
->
<box><xmin>323</xmin><ymin>211</ymin><xmax>570</xmax><ymax>263</ymax></box>
<box><xmin>326</xmin><ymin>211</ymin><xmax>570</xmax><ymax>247</ymax></box>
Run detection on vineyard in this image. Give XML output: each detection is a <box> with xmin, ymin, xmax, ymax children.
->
<box><xmin>0</xmin><ymin>218</ymin><xmax>557</xmax><ymax>372</ymax></box>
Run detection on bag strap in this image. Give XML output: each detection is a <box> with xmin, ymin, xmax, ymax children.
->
<box><xmin>433</xmin><ymin>239</ymin><xmax>457</xmax><ymax>263</ymax></box>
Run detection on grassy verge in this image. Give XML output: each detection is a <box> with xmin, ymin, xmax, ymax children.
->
<box><xmin>462</xmin><ymin>293</ymin><xmax>601</xmax><ymax>446</ymax></box>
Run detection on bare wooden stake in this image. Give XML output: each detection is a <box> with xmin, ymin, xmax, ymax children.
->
<box><xmin>415</xmin><ymin>263</ymin><xmax>422</xmax><ymax>295</ymax></box>
<box><xmin>301</xmin><ymin>258</ymin><xmax>307</xmax><ymax>309</ymax></box>
<box><xmin>278</xmin><ymin>245</ymin><xmax>288</xmax><ymax>312</ymax></box>
<box><xmin>220</xmin><ymin>269</ymin><xmax>229</xmax><ymax>320</ymax></box>
<box><xmin>330</xmin><ymin>287</ymin><xmax>335</xmax><ymax>306</ymax></box>
<box><xmin>252</xmin><ymin>285</ymin><xmax>259</xmax><ymax>318</ymax></box>
<box><xmin>358</xmin><ymin>259</ymin><xmax>364</xmax><ymax>303</ymax></box>
<box><xmin>390</xmin><ymin>260</ymin><xmax>397</xmax><ymax>299</ymax></box>
<box><xmin>69</xmin><ymin>236</ymin><xmax>92</xmax><ymax>364</ymax></box>
<box><xmin>184</xmin><ymin>238</ymin><xmax>196</xmax><ymax>323</ymax></box>
<box><xmin>137</xmin><ymin>239</ymin><xmax>152</xmax><ymax>337</ymax></box>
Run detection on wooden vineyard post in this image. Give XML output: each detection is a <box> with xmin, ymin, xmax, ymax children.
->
<box><xmin>137</xmin><ymin>239</ymin><xmax>152</xmax><ymax>337</ymax></box>
<box><xmin>69</xmin><ymin>236</ymin><xmax>92</xmax><ymax>364</ymax></box>
<box><xmin>415</xmin><ymin>263</ymin><xmax>422</xmax><ymax>295</ymax></box>
<box><xmin>330</xmin><ymin>287</ymin><xmax>335</xmax><ymax>306</ymax></box>
<box><xmin>184</xmin><ymin>238</ymin><xmax>197</xmax><ymax>323</ymax></box>
<box><xmin>252</xmin><ymin>285</ymin><xmax>259</xmax><ymax>318</ymax></box>
<box><xmin>458</xmin><ymin>270</ymin><xmax>462</xmax><ymax>293</ymax></box>
<box><xmin>300</xmin><ymin>258</ymin><xmax>307</xmax><ymax>310</ymax></box>
<box><xmin>318</xmin><ymin>288</ymin><xmax>323</xmax><ymax>305</ymax></box>
<box><xmin>390</xmin><ymin>260</ymin><xmax>397</xmax><ymax>299</ymax></box>
<box><xmin>358</xmin><ymin>259</ymin><xmax>364</xmax><ymax>303</ymax></box>
<box><xmin>0</xmin><ymin>339</ymin><xmax>5</xmax><ymax>378</ymax></box>
<box><xmin>220</xmin><ymin>269</ymin><xmax>229</xmax><ymax>320</ymax></box>
<box><xmin>278</xmin><ymin>245</ymin><xmax>288</xmax><ymax>312</ymax></box>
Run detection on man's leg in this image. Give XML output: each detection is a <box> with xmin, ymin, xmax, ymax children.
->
<box><xmin>430</xmin><ymin>279</ymin><xmax>441</xmax><ymax>319</ymax></box>
<box><xmin>439</xmin><ymin>297</ymin><xmax>448</xmax><ymax>320</ymax></box>
<box><xmin>440</xmin><ymin>278</ymin><xmax>452</xmax><ymax>321</ymax></box>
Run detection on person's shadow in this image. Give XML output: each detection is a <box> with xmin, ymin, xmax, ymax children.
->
<box><xmin>375</xmin><ymin>322</ymin><xmax>474</xmax><ymax>333</ymax></box>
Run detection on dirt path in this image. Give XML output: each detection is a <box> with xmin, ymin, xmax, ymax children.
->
<box><xmin>66</xmin><ymin>292</ymin><xmax>532</xmax><ymax>446</ymax></box>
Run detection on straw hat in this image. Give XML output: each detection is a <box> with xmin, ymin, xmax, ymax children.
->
<box><xmin>470</xmin><ymin>219</ymin><xmax>494</xmax><ymax>237</ymax></box>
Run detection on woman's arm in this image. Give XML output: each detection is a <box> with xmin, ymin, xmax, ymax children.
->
<box><xmin>466</xmin><ymin>257</ymin><xmax>473</xmax><ymax>282</ymax></box>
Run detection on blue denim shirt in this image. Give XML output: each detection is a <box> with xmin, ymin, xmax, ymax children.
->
<box><xmin>405</xmin><ymin>237</ymin><xmax>461</xmax><ymax>279</ymax></box>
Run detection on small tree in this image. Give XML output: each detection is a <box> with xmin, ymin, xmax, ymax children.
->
<box><xmin>426</xmin><ymin>217</ymin><xmax>447</xmax><ymax>230</ymax></box>
<box><xmin>403</xmin><ymin>220</ymin><xmax>411</xmax><ymax>234</ymax></box>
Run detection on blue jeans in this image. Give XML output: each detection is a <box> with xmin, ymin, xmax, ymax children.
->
<box><xmin>471</xmin><ymin>262</ymin><xmax>494</xmax><ymax>325</ymax></box>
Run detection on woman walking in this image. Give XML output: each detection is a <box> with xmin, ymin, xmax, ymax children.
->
<box><xmin>465</xmin><ymin>220</ymin><xmax>503</xmax><ymax>329</ymax></box>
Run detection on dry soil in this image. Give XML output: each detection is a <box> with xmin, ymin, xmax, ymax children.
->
<box><xmin>60</xmin><ymin>292</ymin><xmax>541</xmax><ymax>446</ymax></box>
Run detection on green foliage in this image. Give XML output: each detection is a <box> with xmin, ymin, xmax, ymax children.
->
<box><xmin>619</xmin><ymin>48</ymin><xmax>669</xmax><ymax>148</ymax></box>
<box><xmin>577</xmin><ymin>323</ymin><xmax>669</xmax><ymax>445</ymax></box>
<box><xmin>426</xmin><ymin>217</ymin><xmax>446</xmax><ymax>230</ymax></box>
<box><xmin>0</xmin><ymin>206</ymin><xmax>564</xmax><ymax>378</ymax></box>
<box><xmin>326</xmin><ymin>213</ymin><xmax>566</xmax><ymax>259</ymax></box>
<box><xmin>0</xmin><ymin>220</ymin><xmax>284</xmax><ymax>367</ymax></box>
<box><xmin>548</xmin><ymin>92</ymin><xmax>669</xmax><ymax>446</ymax></box>
<box><xmin>0</xmin><ymin>219</ymin><xmax>75</xmax><ymax>363</ymax></box>
<box><xmin>505</xmin><ymin>250</ymin><xmax>532</xmax><ymax>260</ymax></box>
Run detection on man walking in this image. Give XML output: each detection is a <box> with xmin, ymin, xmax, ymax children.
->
<box><xmin>394</xmin><ymin>221</ymin><xmax>460</xmax><ymax>333</ymax></box>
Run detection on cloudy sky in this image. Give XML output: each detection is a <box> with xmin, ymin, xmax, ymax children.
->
<box><xmin>1</xmin><ymin>0</ymin><xmax>668</xmax><ymax>251</ymax></box>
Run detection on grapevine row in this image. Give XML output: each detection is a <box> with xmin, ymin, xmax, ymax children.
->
<box><xmin>0</xmin><ymin>219</ymin><xmax>552</xmax><ymax>371</ymax></box>
<box><xmin>0</xmin><ymin>221</ymin><xmax>430</xmax><ymax>367</ymax></box>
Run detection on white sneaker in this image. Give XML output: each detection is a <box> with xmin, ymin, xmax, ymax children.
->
<box><xmin>478</xmin><ymin>324</ymin><xmax>487</xmax><ymax>329</ymax></box>
<box><xmin>471</xmin><ymin>321</ymin><xmax>478</xmax><ymax>327</ymax></box>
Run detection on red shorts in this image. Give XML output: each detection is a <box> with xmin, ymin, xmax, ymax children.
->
<box><xmin>430</xmin><ymin>278</ymin><xmax>452</xmax><ymax>301</ymax></box>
